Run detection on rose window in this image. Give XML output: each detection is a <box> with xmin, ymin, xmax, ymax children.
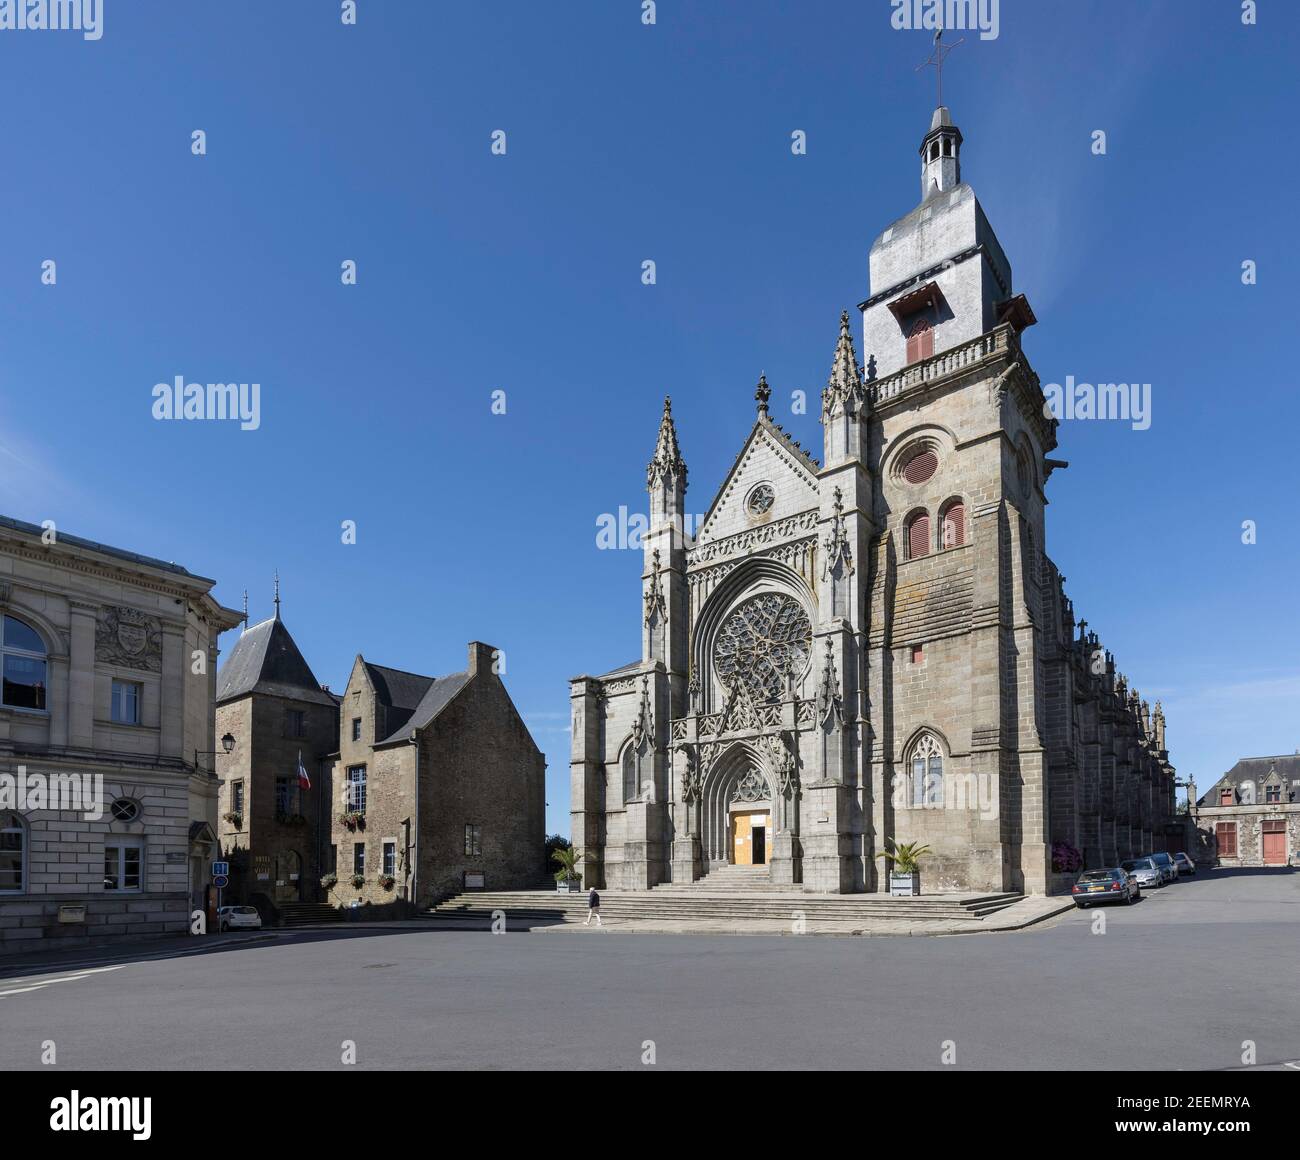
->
<box><xmin>713</xmin><ymin>593</ymin><xmax>812</xmax><ymax>702</ymax></box>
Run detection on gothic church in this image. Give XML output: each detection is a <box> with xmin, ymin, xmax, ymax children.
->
<box><xmin>570</xmin><ymin>106</ymin><xmax>1177</xmax><ymax>895</ymax></box>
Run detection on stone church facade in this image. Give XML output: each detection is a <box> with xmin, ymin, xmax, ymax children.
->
<box><xmin>570</xmin><ymin>106</ymin><xmax>1177</xmax><ymax>896</ymax></box>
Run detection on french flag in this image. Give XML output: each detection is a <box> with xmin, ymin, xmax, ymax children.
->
<box><xmin>296</xmin><ymin>750</ymin><xmax>311</xmax><ymax>791</ymax></box>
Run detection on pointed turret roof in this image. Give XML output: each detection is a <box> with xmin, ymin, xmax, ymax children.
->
<box><xmin>822</xmin><ymin>310</ymin><xmax>867</xmax><ymax>418</ymax></box>
<box><xmin>216</xmin><ymin>616</ymin><xmax>336</xmax><ymax>706</ymax></box>
<box><xmin>646</xmin><ymin>395</ymin><xmax>688</xmax><ymax>492</ymax></box>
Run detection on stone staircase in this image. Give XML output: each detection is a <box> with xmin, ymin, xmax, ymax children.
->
<box><xmin>652</xmin><ymin>864</ymin><xmax>782</xmax><ymax>892</ymax></box>
<box><xmin>427</xmin><ymin>883</ymin><xmax>1023</xmax><ymax>925</ymax></box>
<box><xmin>277</xmin><ymin>902</ymin><xmax>343</xmax><ymax>927</ymax></box>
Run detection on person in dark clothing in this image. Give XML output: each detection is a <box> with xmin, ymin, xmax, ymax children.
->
<box><xmin>584</xmin><ymin>887</ymin><xmax>602</xmax><ymax>926</ymax></box>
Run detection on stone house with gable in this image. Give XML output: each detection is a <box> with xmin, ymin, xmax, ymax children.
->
<box><xmin>1193</xmin><ymin>754</ymin><xmax>1299</xmax><ymax>867</ymax></box>
<box><xmin>325</xmin><ymin>641</ymin><xmax>546</xmax><ymax>908</ymax></box>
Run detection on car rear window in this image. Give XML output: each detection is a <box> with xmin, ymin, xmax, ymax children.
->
<box><xmin>1079</xmin><ymin>871</ymin><xmax>1115</xmax><ymax>882</ymax></box>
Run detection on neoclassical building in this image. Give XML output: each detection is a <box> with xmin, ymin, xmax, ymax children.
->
<box><xmin>570</xmin><ymin>106</ymin><xmax>1177</xmax><ymax>896</ymax></box>
<box><xmin>0</xmin><ymin>514</ymin><xmax>241</xmax><ymax>950</ymax></box>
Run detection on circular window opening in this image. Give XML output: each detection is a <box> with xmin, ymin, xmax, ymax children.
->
<box><xmin>746</xmin><ymin>483</ymin><xmax>776</xmax><ymax>516</ymax></box>
<box><xmin>902</xmin><ymin>448</ymin><xmax>938</xmax><ymax>485</ymax></box>
<box><xmin>110</xmin><ymin>799</ymin><xmax>141</xmax><ymax>823</ymax></box>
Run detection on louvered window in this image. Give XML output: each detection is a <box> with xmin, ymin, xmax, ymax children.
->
<box><xmin>907</xmin><ymin>513</ymin><xmax>931</xmax><ymax>560</ymax></box>
<box><xmin>941</xmin><ymin>501</ymin><xmax>966</xmax><ymax>548</ymax></box>
<box><xmin>906</xmin><ymin>318</ymin><xmax>934</xmax><ymax>363</ymax></box>
<box><xmin>902</xmin><ymin>449</ymin><xmax>937</xmax><ymax>484</ymax></box>
<box><xmin>1215</xmin><ymin>822</ymin><xmax>1237</xmax><ymax>858</ymax></box>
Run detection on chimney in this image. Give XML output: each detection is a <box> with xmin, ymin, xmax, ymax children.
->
<box><xmin>468</xmin><ymin>641</ymin><xmax>498</xmax><ymax>677</ymax></box>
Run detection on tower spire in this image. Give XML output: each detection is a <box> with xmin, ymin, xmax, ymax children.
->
<box><xmin>755</xmin><ymin>373</ymin><xmax>771</xmax><ymax>417</ymax></box>
<box><xmin>242</xmin><ymin>589</ymin><xmax>249</xmax><ymax>630</ymax></box>
<box><xmin>646</xmin><ymin>396</ymin><xmax>687</xmax><ymax>494</ymax></box>
<box><xmin>273</xmin><ymin>570</ymin><xmax>281</xmax><ymax>620</ymax></box>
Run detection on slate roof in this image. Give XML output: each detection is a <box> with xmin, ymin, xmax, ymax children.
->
<box><xmin>216</xmin><ymin>617</ymin><xmax>336</xmax><ymax>706</ymax></box>
<box><xmin>0</xmin><ymin>513</ymin><xmax>209</xmax><ymax>581</ymax></box>
<box><xmin>1197</xmin><ymin>754</ymin><xmax>1300</xmax><ymax>805</ymax></box>
<box><xmin>366</xmin><ymin>662</ymin><xmax>471</xmax><ymax>745</ymax></box>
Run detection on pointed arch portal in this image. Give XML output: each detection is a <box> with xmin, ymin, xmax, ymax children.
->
<box><xmin>701</xmin><ymin>743</ymin><xmax>775</xmax><ymax>867</ymax></box>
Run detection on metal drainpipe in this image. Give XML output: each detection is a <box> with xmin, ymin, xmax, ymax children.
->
<box><xmin>410</xmin><ymin>731</ymin><xmax>419</xmax><ymax>909</ymax></box>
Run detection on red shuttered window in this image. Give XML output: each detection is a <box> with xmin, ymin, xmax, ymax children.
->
<box><xmin>941</xmin><ymin>501</ymin><xmax>966</xmax><ymax>549</ymax></box>
<box><xmin>906</xmin><ymin>318</ymin><xmax>934</xmax><ymax>364</ymax></box>
<box><xmin>902</xmin><ymin>449</ymin><xmax>937</xmax><ymax>484</ymax></box>
<box><xmin>907</xmin><ymin>513</ymin><xmax>931</xmax><ymax>560</ymax></box>
<box><xmin>1215</xmin><ymin>822</ymin><xmax>1237</xmax><ymax>858</ymax></box>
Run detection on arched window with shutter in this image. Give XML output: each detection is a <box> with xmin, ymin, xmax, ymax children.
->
<box><xmin>940</xmin><ymin>499</ymin><xmax>966</xmax><ymax>549</ymax></box>
<box><xmin>906</xmin><ymin>317</ymin><xmax>933</xmax><ymax>364</ymax></box>
<box><xmin>905</xmin><ymin>511</ymin><xmax>931</xmax><ymax>560</ymax></box>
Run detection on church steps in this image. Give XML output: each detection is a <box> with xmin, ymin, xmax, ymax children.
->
<box><xmin>425</xmin><ymin>889</ymin><xmax>1023</xmax><ymax>924</ymax></box>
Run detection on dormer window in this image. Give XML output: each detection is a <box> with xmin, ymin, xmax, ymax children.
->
<box><xmin>1219</xmin><ymin>787</ymin><xmax>1234</xmax><ymax>806</ymax></box>
<box><xmin>1265</xmin><ymin>783</ymin><xmax>1281</xmax><ymax>804</ymax></box>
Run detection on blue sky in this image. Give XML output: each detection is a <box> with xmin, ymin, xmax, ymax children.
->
<box><xmin>1</xmin><ymin>0</ymin><xmax>1295</xmax><ymax>834</ymax></box>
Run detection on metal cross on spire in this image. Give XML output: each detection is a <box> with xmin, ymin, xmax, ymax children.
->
<box><xmin>273</xmin><ymin>570</ymin><xmax>280</xmax><ymax>619</ymax></box>
<box><xmin>916</xmin><ymin>27</ymin><xmax>964</xmax><ymax>107</ymax></box>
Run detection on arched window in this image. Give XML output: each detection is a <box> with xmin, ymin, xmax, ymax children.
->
<box><xmin>910</xmin><ymin>734</ymin><xmax>944</xmax><ymax>807</ymax></box>
<box><xmin>906</xmin><ymin>317</ymin><xmax>934</xmax><ymax>364</ymax></box>
<box><xmin>0</xmin><ymin>813</ymin><xmax>25</xmax><ymax>894</ymax></box>
<box><xmin>905</xmin><ymin>511</ymin><xmax>931</xmax><ymax>560</ymax></box>
<box><xmin>622</xmin><ymin>744</ymin><xmax>638</xmax><ymax>804</ymax></box>
<box><xmin>940</xmin><ymin>499</ymin><xmax>966</xmax><ymax>549</ymax></box>
<box><xmin>1</xmin><ymin>615</ymin><xmax>47</xmax><ymax>711</ymax></box>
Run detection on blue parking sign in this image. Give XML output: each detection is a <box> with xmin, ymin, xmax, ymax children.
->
<box><xmin>211</xmin><ymin>861</ymin><xmax>229</xmax><ymax>878</ymax></box>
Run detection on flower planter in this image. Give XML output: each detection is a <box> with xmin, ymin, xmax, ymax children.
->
<box><xmin>889</xmin><ymin>871</ymin><xmax>920</xmax><ymax>897</ymax></box>
<box><xmin>556</xmin><ymin>877</ymin><xmax>582</xmax><ymax>893</ymax></box>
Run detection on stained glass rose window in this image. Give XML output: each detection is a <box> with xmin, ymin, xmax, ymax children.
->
<box><xmin>713</xmin><ymin>593</ymin><xmax>811</xmax><ymax>702</ymax></box>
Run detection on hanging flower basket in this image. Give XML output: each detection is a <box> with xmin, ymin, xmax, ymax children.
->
<box><xmin>378</xmin><ymin>874</ymin><xmax>396</xmax><ymax>891</ymax></box>
<box><xmin>349</xmin><ymin>873</ymin><xmax>365</xmax><ymax>889</ymax></box>
<box><xmin>339</xmin><ymin>812</ymin><xmax>365</xmax><ymax>832</ymax></box>
<box><xmin>1051</xmin><ymin>842</ymin><xmax>1083</xmax><ymax>874</ymax></box>
<box><xmin>320</xmin><ymin>873</ymin><xmax>337</xmax><ymax>890</ymax></box>
<box><xmin>222</xmin><ymin>811</ymin><xmax>243</xmax><ymax>828</ymax></box>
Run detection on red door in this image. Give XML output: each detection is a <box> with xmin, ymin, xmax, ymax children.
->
<box><xmin>1262</xmin><ymin>821</ymin><xmax>1286</xmax><ymax>865</ymax></box>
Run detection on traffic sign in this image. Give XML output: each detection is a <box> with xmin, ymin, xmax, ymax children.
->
<box><xmin>211</xmin><ymin>861</ymin><xmax>229</xmax><ymax>878</ymax></box>
<box><xmin>212</xmin><ymin>874</ymin><xmax>229</xmax><ymax>889</ymax></box>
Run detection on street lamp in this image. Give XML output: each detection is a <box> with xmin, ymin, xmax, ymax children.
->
<box><xmin>195</xmin><ymin>732</ymin><xmax>237</xmax><ymax>773</ymax></box>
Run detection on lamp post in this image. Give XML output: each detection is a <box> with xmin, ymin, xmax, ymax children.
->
<box><xmin>195</xmin><ymin>732</ymin><xmax>237</xmax><ymax>775</ymax></box>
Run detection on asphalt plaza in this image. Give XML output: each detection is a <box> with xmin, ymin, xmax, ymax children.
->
<box><xmin>0</xmin><ymin>868</ymin><xmax>1295</xmax><ymax>1071</ymax></box>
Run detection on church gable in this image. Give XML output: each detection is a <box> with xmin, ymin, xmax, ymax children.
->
<box><xmin>695</xmin><ymin>420</ymin><xmax>819</xmax><ymax>548</ymax></box>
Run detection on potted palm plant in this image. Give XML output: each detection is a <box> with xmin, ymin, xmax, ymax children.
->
<box><xmin>876</xmin><ymin>839</ymin><xmax>932</xmax><ymax>897</ymax></box>
<box><xmin>551</xmin><ymin>846</ymin><xmax>585</xmax><ymax>893</ymax></box>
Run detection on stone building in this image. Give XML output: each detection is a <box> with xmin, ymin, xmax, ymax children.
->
<box><xmin>323</xmin><ymin>641</ymin><xmax>546</xmax><ymax>908</ymax></box>
<box><xmin>0</xmin><ymin>514</ymin><xmax>241</xmax><ymax>950</ymax></box>
<box><xmin>1192</xmin><ymin>754</ymin><xmax>1299</xmax><ymax>867</ymax></box>
<box><xmin>214</xmin><ymin>591</ymin><xmax>339</xmax><ymax>910</ymax></box>
<box><xmin>570</xmin><ymin>105</ymin><xmax>1177</xmax><ymax>896</ymax></box>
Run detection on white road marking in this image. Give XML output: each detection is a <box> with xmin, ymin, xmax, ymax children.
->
<box><xmin>0</xmin><ymin>964</ymin><xmax>125</xmax><ymax>998</ymax></box>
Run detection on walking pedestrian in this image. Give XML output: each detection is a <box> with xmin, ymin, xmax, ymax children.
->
<box><xmin>584</xmin><ymin>886</ymin><xmax>602</xmax><ymax>926</ymax></box>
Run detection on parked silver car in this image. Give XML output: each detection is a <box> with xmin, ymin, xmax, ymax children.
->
<box><xmin>1144</xmin><ymin>852</ymin><xmax>1179</xmax><ymax>884</ymax></box>
<box><xmin>1173</xmin><ymin>852</ymin><xmax>1197</xmax><ymax>876</ymax></box>
<box><xmin>1121</xmin><ymin>857</ymin><xmax>1162</xmax><ymax>889</ymax></box>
